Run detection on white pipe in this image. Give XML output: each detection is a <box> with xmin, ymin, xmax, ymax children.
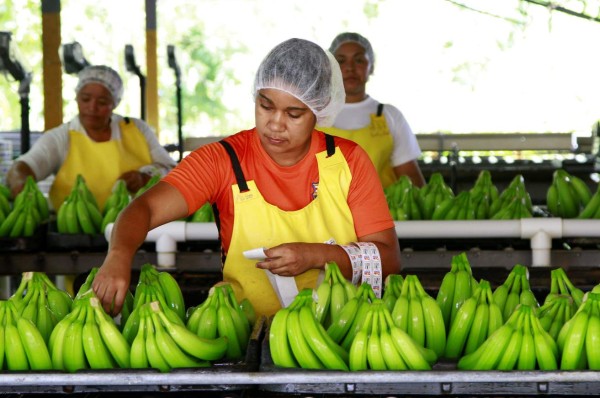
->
<box><xmin>395</xmin><ymin>220</ymin><xmax>521</xmax><ymax>238</ymax></box>
<box><xmin>520</xmin><ymin>218</ymin><xmax>562</xmax><ymax>267</ymax></box>
<box><xmin>110</xmin><ymin>218</ymin><xmax>600</xmax><ymax>269</ymax></box>
<box><xmin>562</xmin><ymin>220</ymin><xmax>600</xmax><ymax>237</ymax></box>
<box><xmin>185</xmin><ymin>222</ymin><xmax>219</xmax><ymax>240</ymax></box>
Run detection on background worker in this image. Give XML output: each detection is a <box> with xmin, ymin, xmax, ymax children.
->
<box><xmin>92</xmin><ymin>38</ymin><xmax>401</xmax><ymax>317</ymax></box>
<box><xmin>6</xmin><ymin>65</ymin><xmax>176</xmax><ymax>211</ymax></box>
<box><xmin>319</xmin><ymin>32</ymin><xmax>426</xmax><ymax>188</ymax></box>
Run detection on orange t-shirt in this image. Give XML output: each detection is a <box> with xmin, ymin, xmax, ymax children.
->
<box><xmin>162</xmin><ymin>128</ymin><xmax>394</xmax><ymax>253</ymax></box>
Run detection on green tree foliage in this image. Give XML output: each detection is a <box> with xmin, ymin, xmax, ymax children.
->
<box><xmin>0</xmin><ymin>0</ymin><xmax>43</xmax><ymax>134</ymax></box>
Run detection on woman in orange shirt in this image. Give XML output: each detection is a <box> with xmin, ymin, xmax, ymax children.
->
<box><xmin>93</xmin><ymin>38</ymin><xmax>401</xmax><ymax>317</ymax></box>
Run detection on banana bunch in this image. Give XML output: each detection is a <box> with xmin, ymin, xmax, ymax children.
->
<box><xmin>493</xmin><ymin>264</ymin><xmax>540</xmax><ymax>322</ymax></box>
<box><xmin>9</xmin><ymin>271</ymin><xmax>73</xmax><ymax>344</ymax></box>
<box><xmin>349</xmin><ymin>298</ymin><xmax>436</xmax><ymax>371</ymax></box>
<box><xmin>0</xmin><ymin>184</ymin><xmax>11</xmax><ymax>227</ymax></box>
<box><xmin>468</xmin><ymin>170</ymin><xmax>499</xmax><ymax>219</ymax></box>
<box><xmin>537</xmin><ymin>294</ymin><xmax>575</xmax><ymax>341</ymax></box>
<box><xmin>382</xmin><ymin>274</ymin><xmax>404</xmax><ymax>312</ymax></box>
<box><xmin>578</xmin><ymin>181</ymin><xmax>600</xmax><ymax>219</ymax></box>
<box><xmin>0</xmin><ymin>176</ymin><xmax>49</xmax><ymax>238</ymax></box>
<box><xmin>74</xmin><ymin>267</ymin><xmax>135</xmax><ymax>329</ymax></box>
<box><xmin>129</xmin><ymin>300</ymin><xmax>228</xmax><ymax>372</ymax></box>
<box><xmin>326</xmin><ymin>282</ymin><xmax>376</xmax><ymax>349</ymax></box>
<box><xmin>49</xmin><ymin>293</ymin><xmax>131</xmax><ymax>372</ymax></box>
<box><xmin>544</xmin><ymin>267</ymin><xmax>585</xmax><ymax>308</ymax></box>
<box><xmin>458</xmin><ymin>304</ymin><xmax>558</xmax><ymax>370</ymax></box>
<box><xmin>314</xmin><ymin>262</ymin><xmax>357</xmax><ymax>328</ymax></box>
<box><xmin>0</xmin><ymin>299</ymin><xmax>54</xmax><ymax>371</ymax></box>
<box><xmin>418</xmin><ymin>172</ymin><xmax>454</xmax><ymax>220</ymax></box>
<box><xmin>391</xmin><ymin>275</ymin><xmax>446</xmax><ymax>357</ymax></box>
<box><xmin>56</xmin><ymin>175</ymin><xmax>103</xmax><ymax>235</ymax></box>
<box><xmin>431</xmin><ymin>190</ymin><xmax>478</xmax><ymax>220</ymax></box>
<box><xmin>186</xmin><ymin>282</ymin><xmax>251</xmax><ymax>360</ymax></box>
<box><xmin>134</xmin><ymin>264</ymin><xmax>186</xmax><ymax>321</ymax></box>
<box><xmin>269</xmin><ymin>288</ymin><xmax>349</xmax><ymax>370</ymax></box>
<box><xmin>385</xmin><ymin>175</ymin><xmax>422</xmax><ymax>220</ymax></box>
<box><xmin>122</xmin><ymin>264</ymin><xmax>187</xmax><ymax>344</ymax></box>
<box><xmin>547</xmin><ymin>169</ymin><xmax>592</xmax><ymax>218</ymax></box>
<box><xmin>188</xmin><ymin>201</ymin><xmax>215</xmax><ymax>222</ymax></box>
<box><xmin>101</xmin><ymin>179</ymin><xmax>131</xmax><ymax>233</ymax></box>
<box><xmin>444</xmin><ymin>279</ymin><xmax>503</xmax><ymax>359</ymax></box>
<box><xmin>489</xmin><ymin>174</ymin><xmax>533</xmax><ymax>219</ymax></box>
<box><xmin>435</xmin><ymin>252</ymin><xmax>479</xmax><ymax>332</ymax></box>
<box><xmin>558</xmin><ymin>291</ymin><xmax>600</xmax><ymax>370</ymax></box>
<box><xmin>134</xmin><ymin>174</ymin><xmax>161</xmax><ymax>198</ymax></box>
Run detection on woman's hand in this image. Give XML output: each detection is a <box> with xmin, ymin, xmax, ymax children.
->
<box><xmin>255</xmin><ymin>242</ymin><xmax>347</xmax><ymax>276</ymax></box>
<box><xmin>119</xmin><ymin>170</ymin><xmax>151</xmax><ymax>194</ymax></box>
<box><xmin>92</xmin><ymin>259</ymin><xmax>132</xmax><ymax>316</ymax></box>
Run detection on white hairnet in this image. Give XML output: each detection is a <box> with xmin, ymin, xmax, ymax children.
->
<box><xmin>253</xmin><ymin>38</ymin><xmax>345</xmax><ymax>127</ymax></box>
<box><xmin>329</xmin><ymin>32</ymin><xmax>375</xmax><ymax>75</ymax></box>
<box><xmin>75</xmin><ymin>65</ymin><xmax>124</xmax><ymax>109</ymax></box>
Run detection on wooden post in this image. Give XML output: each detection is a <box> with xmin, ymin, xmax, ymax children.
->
<box><xmin>41</xmin><ymin>0</ymin><xmax>63</xmax><ymax>130</ymax></box>
<box><xmin>145</xmin><ymin>0</ymin><xmax>159</xmax><ymax>135</ymax></box>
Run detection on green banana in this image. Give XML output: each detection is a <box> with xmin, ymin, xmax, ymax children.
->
<box><xmin>155</xmin><ymin>304</ymin><xmax>228</xmax><ymax>361</ymax></box>
<box><xmin>314</xmin><ymin>267</ymin><xmax>332</xmax><ymax>324</ymax></box>
<box><xmin>157</xmin><ymin>270</ymin><xmax>186</xmax><ymax>321</ymax></box>
<box><xmin>406</xmin><ymin>282</ymin><xmax>425</xmax><ymax>347</ymax></box>
<box><xmin>49</xmin><ymin>305</ymin><xmax>80</xmax><ymax>370</ymax></box>
<box><xmin>366</xmin><ymin>310</ymin><xmax>386</xmax><ymax>370</ymax></box>
<box><xmin>75</xmin><ymin>193</ymin><xmax>97</xmax><ymax>234</ymax></box>
<box><xmin>585</xmin><ymin>303</ymin><xmax>600</xmax><ymax>370</ymax></box>
<box><xmin>130</xmin><ymin>314</ymin><xmax>149</xmax><ymax>369</ymax></box>
<box><xmin>286</xmin><ymin>307</ymin><xmax>324</xmax><ymax>369</ymax></box>
<box><xmin>444</xmin><ymin>295</ymin><xmax>477</xmax><ymax>359</ymax></box>
<box><xmin>19</xmin><ymin>305</ymin><xmax>53</xmax><ymax>371</ymax></box>
<box><xmin>436</xmin><ymin>267</ymin><xmax>456</xmax><ymax>330</ymax></box>
<box><xmin>496</xmin><ymin>327</ymin><xmax>523</xmax><ymax>370</ymax></box>
<box><xmin>144</xmin><ymin>310</ymin><xmax>171</xmax><ymax>372</ymax></box>
<box><xmin>348</xmin><ymin>310</ymin><xmax>372</xmax><ymax>371</ymax></box>
<box><xmin>82</xmin><ymin>308</ymin><xmax>115</xmax><ymax>370</ymax></box>
<box><xmin>4</xmin><ymin>317</ymin><xmax>30</xmax><ymax>371</ymax></box>
<box><xmin>92</xmin><ymin>299</ymin><xmax>131</xmax><ymax>368</ymax></box>
<box><xmin>269</xmin><ymin>308</ymin><xmax>298</xmax><ymax>368</ymax></box>
<box><xmin>379</xmin><ymin>326</ymin><xmax>407</xmax><ymax>370</ymax></box>
<box><xmin>560</xmin><ymin>304</ymin><xmax>590</xmax><ymax>370</ymax></box>
<box><xmin>62</xmin><ymin>306</ymin><xmax>88</xmax><ymax>372</ymax></box>
<box><xmin>326</xmin><ymin>296</ymin><xmax>359</xmax><ymax>344</ymax></box>
<box><xmin>196</xmin><ymin>299</ymin><xmax>219</xmax><ymax>339</ymax></box>
<box><xmin>517</xmin><ymin>313</ymin><xmax>536</xmax><ymax>370</ymax></box>
<box><xmin>298</xmin><ymin>304</ymin><xmax>348</xmax><ymax>370</ymax></box>
<box><xmin>530</xmin><ymin>311</ymin><xmax>558</xmax><ymax>370</ymax></box>
<box><xmin>152</xmin><ymin>312</ymin><xmax>205</xmax><ymax>369</ymax></box>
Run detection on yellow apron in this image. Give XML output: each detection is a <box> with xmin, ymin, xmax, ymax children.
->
<box><xmin>221</xmin><ymin>135</ymin><xmax>358</xmax><ymax>317</ymax></box>
<box><xmin>320</xmin><ymin>104</ymin><xmax>396</xmax><ymax>188</ymax></box>
<box><xmin>49</xmin><ymin>118</ymin><xmax>152</xmax><ymax>211</ymax></box>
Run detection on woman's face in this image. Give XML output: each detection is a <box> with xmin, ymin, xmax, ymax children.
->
<box><xmin>255</xmin><ymin>88</ymin><xmax>316</xmax><ymax>166</ymax></box>
<box><xmin>334</xmin><ymin>41</ymin><xmax>370</xmax><ymax>103</ymax></box>
<box><xmin>76</xmin><ymin>83</ymin><xmax>114</xmax><ymax>131</ymax></box>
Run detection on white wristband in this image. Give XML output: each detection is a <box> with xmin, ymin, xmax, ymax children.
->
<box><xmin>339</xmin><ymin>244</ymin><xmax>362</xmax><ymax>285</ymax></box>
<box><xmin>354</xmin><ymin>242</ymin><xmax>383</xmax><ymax>298</ymax></box>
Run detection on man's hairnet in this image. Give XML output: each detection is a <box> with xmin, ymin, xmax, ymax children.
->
<box><xmin>75</xmin><ymin>65</ymin><xmax>124</xmax><ymax>109</ymax></box>
<box><xmin>329</xmin><ymin>32</ymin><xmax>375</xmax><ymax>75</ymax></box>
<box><xmin>253</xmin><ymin>38</ymin><xmax>345</xmax><ymax>127</ymax></box>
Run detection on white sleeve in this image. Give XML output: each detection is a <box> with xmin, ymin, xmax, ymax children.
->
<box><xmin>384</xmin><ymin>105</ymin><xmax>422</xmax><ymax>167</ymax></box>
<box><xmin>132</xmin><ymin>119</ymin><xmax>177</xmax><ymax>176</ymax></box>
<box><xmin>16</xmin><ymin>124</ymin><xmax>70</xmax><ymax>180</ymax></box>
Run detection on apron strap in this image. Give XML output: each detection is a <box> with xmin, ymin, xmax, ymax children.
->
<box><xmin>219</xmin><ymin>140</ymin><xmax>249</xmax><ymax>192</ymax></box>
<box><xmin>376</xmin><ymin>103</ymin><xmax>384</xmax><ymax>117</ymax></box>
<box><xmin>325</xmin><ymin>134</ymin><xmax>335</xmax><ymax>157</ymax></box>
